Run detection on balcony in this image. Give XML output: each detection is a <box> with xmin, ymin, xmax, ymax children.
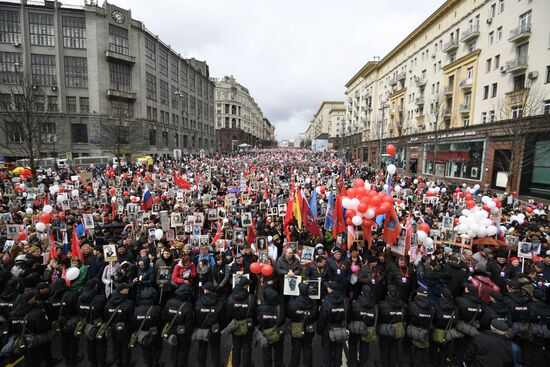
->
<box><xmin>459</xmin><ymin>104</ymin><xmax>471</xmax><ymax>114</ymax></box>
<box><xmin>459</xmin><ymin>78</ymin><xmax>473</xmax><ymax>90</ymax></box>
<box><xmin>461</xmin><ymin>25</ymin><xmax>480</xmax><ymax>42</ymax></box>
<box><xmin>397</xmin><ymin>71</ymin><xmax>406</xmax><ymax>81</ymax></box>
<box><xmin>504</xmin><ymin>58</ymin><xmax>528</xmax><ymax>73</ymax></box>
<box><xmin>106</xmin><ymin>89</ymin><xmax>137</xmax><ymax>100</ymax></box>
<box><xmin>442</xmin><ymin>39</ymin><xmax>459</xmax><ymax>53</ymax></box>
<box><xmin>442</xmin><ymin>108</ymin><xmax>452</xmax><ymax>119</ymax></box>
<box><xmin>415</xmin><ymin>96</ymin><xmax>425</xmax><ymax>105</ymax></box>
<box><xmin>508</xmin><ymin>24</ymin><xmax>531</xmax><ymax>43</ymax></box>
<box><xmin>415</xmin><ymin>76</ymin><xmax>427</xmax><ymax>87</ymax></box>
<box><xmin>105</xmin><ymin>50</ymin><xmax>136</xmax><ymax>65</ymax></box>
<box><xmin>443</xmin><ymin>85</ymin><xmax>454</xmax><ymax>96</ymax></box>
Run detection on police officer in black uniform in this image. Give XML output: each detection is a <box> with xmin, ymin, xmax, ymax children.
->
<box><xmin>105</xmin><ymin>283</ymin><xmax>135</xmax><ymax>367</ymax></box>
<box><xmin>162</xmin><ymin>283</ymin><xmax>194</xmax><ymax>367</ymax></box>
<box><xmin>431</xmin><ymin>288</ymin><xmax>458</xmax><ymax>367</ymax></box>
<box><xmin>348</xmin><ymin>285</ymin><xmax>377</xmax><ymax>367</ymax></box>
<box><xmin>194</xmin><ymin>282</ymin><xmax>225</xmax><ymax>367</ymax></box>
<box><xmin>286</xmin><ymin>282</ymin><xmax>319</xmax><ymax>367</ymax></box>
<box><xmin>49</xmin><ymin>278</ymin><xmax>81</xmax><ymax>365</ymax></box>
<box><xmin>317</xmin><ymin>281</ymin><xmax>350</xmax><ymax>367</ymax></box>
<box><xmin>77</xmin><ymin>279</ymin><xmax>107</xmax><ymax>367</ymax></box>
<box><xmin>377</xmin><ymin>285</ymin><xmax>405</xmax><ymax>367</ymax></box>
<box><xmin>503</xmin><ymin>279</ymin><xmax>530</xmax><ymax>345</ymax></box>
<box><xmin>0</xmin><ymin>278</ymin><xmax>23</xmax><ymax>345</ymax></box>
<box><xmin>524</xmin><ymin>288</ymin><xmax>550</xmax><ymax>367</ymax></box>
<box><xmin>406</xmin><ymin>288</ymin><xmax>434</xmax><ymax>367</ymax></box>
<box><xmin>256</xmin><ymin>287</ymin><xmax>285</xmax><ymax>367</ymax></box>
<box><xmin>225</xmin><ymin>277</ymin><xmax>255</xmax><ymax>367</ymax></box>
<box><xmin>454</xmin><ymin>284</ymin><xmax>484</xmax><ymax>365</ymax></box>
<box><xmin>132</xmin><ymin>287</ymin><xmax>162</xmax><ymax>367</ymax></box>
<box><xmin>480</xmin><ymin>291</ymin><xmax>511</xmax><ymax>330</ymax></box>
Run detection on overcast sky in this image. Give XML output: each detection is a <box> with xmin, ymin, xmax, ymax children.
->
<box><xmin>70</xmin><ymin>0</ymin><xmax>445</xmax><ymax>141</ymax></box>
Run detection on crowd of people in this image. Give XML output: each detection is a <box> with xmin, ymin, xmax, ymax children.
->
<box><xmin>0</xmin><ymin>148</ymin><xmax>549</xmax><ymax>367</ymax></box>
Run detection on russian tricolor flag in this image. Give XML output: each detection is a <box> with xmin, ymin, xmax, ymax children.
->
<box><xmin>142</xmin><ymin>189</ymin><xmax>153</xmax><ymax>211</ymax></box>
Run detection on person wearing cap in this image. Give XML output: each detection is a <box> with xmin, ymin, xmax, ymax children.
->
<box><xmin>162</xmin><ymin>284</ymin><xmax>194</xmax><ymax>367</ymax></box>
<box><xmin>377</xmin><ymin>285</ymin><xmax>406</xmax><ymax>367</ymax></box>
<box><xmin>432</xmin><ymin>287</ymin><xmax>458</xmax><ymax>366</ymax></box>
<box><xmin>286</xmin><ymin>282</ymin><xmax>319</xmax><ymax>367</ymax></box>
<box><xmin>525</xmin><ymin>288</ymin><xmax>550</xmax><ymax>367</ymax></box>
<box><xmin>442</xmin><ymin>255</ymin><xmax>469</xmax><ymax>298</ymax></box>
<box><xmin>327</xmin><ymin>247</ymin><xmax>349</xmax><ymax>288</ymax></box>
<box><xmin>225</xmin><ymin>277</ymin><xmax>255</xmax><ymax>367</ymax></box>
<box><xmin>77</xmin><ymin>279</ymin><xmax>108</xmax><ymax>367</ymax></box>
<box><xmin>256</xmin><ymin>287</ymin><xmax>285</xmax><ymax>367</ymax></box>
<box><xmin>305</xmin><ymin>256</ymin><xmax>329</xmax><ymax>301</ymax></box>
<box><xmin>454</xmin><ymin>284</ymin><xmax>484</xmax><ymax>364</ymax></box>
<box><xmin>406</xmin><ymin>287</ymin><xmax>435</xmax><ymax>366</ymax></box>
<box><xmin>463</xmin><ymin>319</ymin><xmax>515</xmax><ymax>367</ymax></box>
<box><xmin>314</xmin><ymin>243</ymin><xmax>327</xmax><ymax>259</ymax></box>
<box><xmin>194</xmin><ymin>282</ymin><xmax>225</xmax><ymax>367</ymax></box>
<box><xmin>348</xmin><ymin>285</ymin><xmax>377</xmax><ymax>367</ymax></box>
<box><xmin>317</xmin><ymin>280</ymin><xmax>350</xmax><ymax>367</ymax></box>
<box><xmin>104</xmin><ymin>283</ymin><xmax>135</xmax><ymax>367</ymax></box>
<box><xmin>230</xmin><ymin>252</ymin><xmax>249</xmax><ymax>278</ymax></box>
<box><xmin>503</xmin><ymin>279</ymin><xmax>530</xmax><ymax>344</ymax></box>
<box><xmin>132</xmin><ymin>287</ymin><xmax>162</xmax><ymax>367</ymax></box>
<box><xmin>486</xmin><ymin>249</ymin><xmax>509</xmax><ymax>294</ymax></box>
<box><xmin>479</xmin><ymin>291</ymin><xmax>511</xmax><ymax>331</ymax></box>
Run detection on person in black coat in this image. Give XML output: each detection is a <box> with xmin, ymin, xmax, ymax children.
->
<box><xmin>162</xmin><ymin>283</ymin><xmax>194</xmax><ymax>367</ymax></box>
<box><xmin>134</xmin><ymin>257</ymin><xmax>156</xmax><ymax>304</ymax></box>
<box><xmin>77</xmin><ymin>279</ymin><xmax>107</xmax><ymax>367</ymax></box>
<box><xmin>132</xmin><ymin>287</ymin><xmax>162</xmax><ymax>367</ymax></box>
<box><xmin>480</xmin><ymin>291</ymin><xmax>511</xmax><ymax>330</ymax></box>
<box><xmin>225</xmin><ymin>277</ymin><xmax>255</xmax><ymax>367</ymax></box>
<box><xmin>454</xmin><ymin>284</ymin><xmax>484</xmax><ymax>365</ymax></box>
<box><xmin>386</xmin><ymin>256</ymin><xmax>415</xmax><ymax>303</ymax></box>
<box><xmin>431</xmin><ymin>288</ymin><xmax>458</xmax><ymax>367</ymax></box>
<box><xmin>317</xmin><ymin>281</ymin><xmax>350</xmax><ymax>367</ymax></box>
<box><xmin>486</xmin><ymin>249</ymin><xmax>509</xmax><ymax>294</ymax></box>
<box><xmin>463</xmin><ymin>319</ymin><xmax>515</xmax><ymax>367</ymax></box>
<box><xmin>104</xmin><ymin>283</ymin><xmax>135</xmax><ymax>367</ymax></box>
<box><xmin>49</xmin><ymin>278</ymin><xmax>81</xmax><ymax>366</ymax></box>
<box><xmin>348</xmin><ymin>285</ymin><xmax>377</xmax><ymax>367</ymax></box>
<box><xmin>524</xmin><ymin>288</ymin><xmax>550</xmax><ymax>367</ymax></box>
<box><xmin>406</xmin><ymin>288</ymin><xmax>435</xmax><ymax>367</ymax></box>
<box><xmin>442</xmin><ymin>255</ymin><xmax>468</xmax><ymax>298</ymax></box>
<box><xmin>502</xmin><ymin>279</ymin><xmax>530</xmax><ymax>346</ymax></box>
<box><xmin>326</xmin><ymin>248</ymin><xmax>349</xmax><ymax>287</ymax></box>
<box><xmin>286</xmin><ymin>282</ymin><xmax>319</xmax><ymax>367</ymax></box>
<box><xmin>377</xmin><ymin>285</ymin><xmax>406</xmax><ymax>367</ymax></box>
<box><xmin>256</xmin><ymin>288</ymin><xmax>285</xmax><ymax>367</ymax></box>
<box><xmin>194</xmin><ymin>282</ymin><xmax>225</xmax><ymax>367</ymax></box>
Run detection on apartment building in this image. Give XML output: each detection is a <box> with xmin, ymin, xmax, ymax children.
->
<box><xmin>343</xmin><ymin>0</ymin><xmax>550</xmax><ymax>197</ymax></box>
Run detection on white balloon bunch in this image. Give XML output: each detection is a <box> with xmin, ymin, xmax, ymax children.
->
<box><xmin>509</xmin><ymin>213</ymin><xmax>526</xmax><ymax>225</ymax></box>
<box><xmin>416</xmin><ymin>230</ymin><xmax>434</xmax><ymax>249</ymax></box>
<box><xmin>455</xmin><ymin>206</ymin><xmax>504</xmax><ymax>238</ymax></box>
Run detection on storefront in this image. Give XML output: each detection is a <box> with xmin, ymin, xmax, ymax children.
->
<box><xmin>423</xmin><ymin>140</ymin><xmax>486</xmax><ymax>181</ymax></box>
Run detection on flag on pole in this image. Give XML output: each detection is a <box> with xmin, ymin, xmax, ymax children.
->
<box><xmin>302</xmin><ymin>196</ymin><xmax>321</xmax><ymax>237</ymax></box>
<box><xmin>332</xmin><ymin>187</ymin><xmax>347</xmax><ymax>238</ymax></box>
<box><xmin>293</xmin><ymin>189</ymin><xmax>303</xmax><ymax>230</ymax></box>
<box><xmin>49</xmin><ymin>231</ymin><xmax>57</xmax><ymax>261</ymax></box>
<box><xmin>309</xmin><ymin>188</ymin><xmax>318</xmax><ymax>220</ymax></box>
<box><xmin>174</xmin><ymin>171</ymin><xmax>191</xmax><ymax>190</ymax></box>
<box><xmin>324</xmin><ymin>191</ymin><xmax>335</xmax><ymax>230</ymax></box>
<box><xmin>71</xmin><ymin>225</ymin><xmax>84</xmax><ymax>263</ymax></box>
<box><xmin>141</xmin><ymin>189</ymin><xmax>153</xmax><ymax>211</ymax></box>
<box><xmin>383</xmin><ymin>206</ymin><xmax>402</xmax><ymax>246</ymax></box>
<box><xmin>211</xmin><ymin>220</ymin><xmax>223</xmax><ymax>245</ymax></box>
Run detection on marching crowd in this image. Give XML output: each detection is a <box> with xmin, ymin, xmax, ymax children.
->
<box><xmin>0</xmin><ymin>149</ymin><xmax>549</xmax><ymax>367</ymax></box>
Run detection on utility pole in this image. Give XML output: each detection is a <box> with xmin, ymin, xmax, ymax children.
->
<box><xmin>378</xmin><ymin>102</ymin><xmax>388</xmax><ymax>169</ymax></box>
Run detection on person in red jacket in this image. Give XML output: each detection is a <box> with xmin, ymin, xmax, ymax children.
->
<box><xmin>172</xmin><ymin>255</ymin><xmax>196</xmax><ymax>287</ymax></box>
<box><xmin>470</xmin><ymin>263</ymin><xmax>500</xmax><ymax>305</ymax></box>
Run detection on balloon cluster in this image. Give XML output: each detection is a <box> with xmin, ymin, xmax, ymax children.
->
<box><xmin>509</xmin><ymin>213</ymin><xmax>527</xmax><ymax>225</ymax></box>
<box><xmin>249</xmin><ymin>262</ymin><xmax>273</xmax><ymax>277</ymax></box>
<box><xmin>416</xmin><ymin>222</ymin><xmax>435</xmax><ymax>249</ymax></box>
<box><xmin>456</xmin><ymin>204</ymin><xmax>505</xmax><ymax>238</ymax></box>
<box><xmin>341</xmin><ymin>178</ymin><xmax>394</xmax><ymax>228</ymax></box>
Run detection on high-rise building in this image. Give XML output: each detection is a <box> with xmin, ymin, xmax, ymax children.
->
<box><xmin>303</xmin><ymin>101</ymin><xmax>345</xmax><ymax>150</ymax></box>
<box><xmin>0</xmin><ymin>0</ymin><xmax>216</xmax><ymax>161</ymax></box>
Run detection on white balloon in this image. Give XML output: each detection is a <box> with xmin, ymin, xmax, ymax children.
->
<box><xmin>517</xmin><ymin>213</ymin><xmax>525</xmax><ymax>220</ymax></box>
<box><xmin>466</xmin><ymin>187</ymin><xmax>471</xmax><ymax>193</ymax></box>
<box><xmin>364</xmin><ymin>182</ymin><xmax>371</xmax><ymax>190</ymax></box>
<box><xmin>435</xmin><ymin>187</ymin><xmax>441</xmax><ymax>193</ymax></box>
<box><xmin>66</xmin><ymin>267</ymin><xmax>80</xmax><ymax>281</ymax></box>
<box><xmin>457</xmin><ymin>224</ymin><xmax>468</xmax><ymax>234</ymax></box>
<box><xmin>500</xmin><ymin>226</ymin><xmax>507</xmax><ymax>234</ymax></box>
<box><xmin>315</xmin><ymin>187</ymin><xmax>321</xmax><ymax>195</ymax></box>
<box><xmin>49</xmin><ymin>186</ymin><xmax>56</xmax><ymax>194</ymax></box>
<box><xmin>462</xmin><ymin>183</ymin><xmax>467</xmax><ymax>188</ymax></box>
<box><xmin>352</xmin><ymin>215</ymin><xmax>363</xmax><ymax>226</ymax></box>
<box><xmin>486</xmin><ymin>225</ymin><xmax>498</xmax><ymax>236</ymax></box>
<box><xmin>490</xmin><ymin>207</ymin><xmax>499</xmax><ymax>215</ymax></box>
<box><xmin>394</xmin><ymin>185</ymin><xmax>401</xmax><ymax>193</ymax></box>
<box><xmin>477</xmin><ymin>227</ymin><xmax>487</xmax><ymax>238</ymax></box>
<box><xmin>342</xmin><ymin>198</ymin><xmax>352</xmax><ymax>210</ymax></box>
<box><xmin>71</xmin><ymin>189</ymin><xmax>79</xmax><ymax>197</ymax></box>
<box><xmin>425</xmin><ymin>237</ymin><xmax>434</xmax><ymax>248</ymax></box>
<box><xmin>459</xmin><ymin>215</ymin><xmax>467</xmax><ymax>224</ymax></box>
<box><xmin>154</xmin><ymin>228</ymin><xmax>164</xmax><ymax>241</ymax></box>
<box><xmin>428</xmin><ymin>188</ymin><xmax>435</xmax><ymax>194</ymax></box>
<box><xmin>35</xmin><ymin>222</ymin><xmax>46</xmax><ymax>232</ymax></box>
<box><xmin>441</xmin><ymin>187</ymin><xmax>447</xmax><ymax>193</ymax></box>
<box><xmin>517</xmin><ymin>218</ymin><xmax>524</xmax><ymax>225</ymax></box>
<box><xmin>25</xmin><ymin>208</ymin><xmax>33</xmax><ymax>215</ymax></box>
<box><xmin>467</xmin><ymin>229</ymin><xmax>477</xmax><ymax>238</ymax></box>
<box><xmin>305</xmin><ymin>177</ymin><xmax>311</xmax><ymax>184</ymax></box>
<box><xmin>481</xmin><ymin>218</ymin><xmax>492</xmax><ymax>227</ymax></box>
<box><xmin>481</xmin><ymin>196</ymin><xmax>490</xmax><ymax>204</ymax></box>
<box><xmin>413</xmin><ymin>179</ymin><xmax>419</xmax><ymax>184</ymax></box>
<box><xmin>473</xmin><ymin>184</ymin><xmax>481</xmax><ymax>191</ymax></box>
<box><xmin>470</xmin><ymin>223</ymin><xmax>480</xmax><ymax>234</ymax></box>
<box><xmin>222</xmin><ymin>218</ymin><xmax>229</xmax><ymax>224</ymax></box>
<box><xmin>43</xmin><ymin>205</ymin><xmax>53</xmax><ymax>214</ymax></box>
<box><xmin>383</xmin><ymin>184</ymin><xmax>389</xmax><ymax>191</ymax></box>
<box><xmin>487</xmin><ymin>200</ymin><xmax>496</xmax><ymax>209</ymax></box>
<box><xmin>462</xmin><ymin>209</ymin><xmax>470</xmax><ymax>216</ymax></box>
<box><xmin>365</xmin><ymin>208</ymin><xmax>376</xmax><ymax>219</ymax></box>
<box><xmin>417</xmin><ymin>230</ymin><xmax>428</xmax><ymax>243</ymax></box>
<box><xmin>386</xmin><ymin>164</ymin><xmax>396</xmax><ymax>175</ymax></box>
<box><xmin>350</xmin><ymin>198</ymin><xmax>360</xmax><ymax>210</ymax></box>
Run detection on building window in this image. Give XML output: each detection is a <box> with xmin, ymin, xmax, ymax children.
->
<box><xmin>47</xmin><ymin>95</ymin><xmax>57</xmax><ymax>112</ymax></box>
<box><xmin>483</xmin><ymin>85</ymin><xmax>489</xmax><ymax>99</ymax></box>
<box><xmin>543</xmin><ymin>100</ymin><xmax>550</xmax><ymax>115</ymax></box>
<box><xmin>162</xmin><ymin>131</ymin><xmax>168</xmax><ymax>146</ymax></box>
<box><xmin>171</xmin><ymin>86</ymin><xmax>179</xmax><ymax>110</ymax></box>
<box><xmin>423</xmin><ymin>140</ymin><xmax>485</xmax><ymax>180</ymax></box>
<box><xmin>145</xmin><ymin>38</ymin><xmax>156</xmax><ymax>68</ymax></box>
<box><xmin>481</xmin><ymin>112</ymin><xmax>487</xmax><ymax>123</ymax></box>
<box><xmin>159</xmin><ymin>79</ymin><xmax>168</xmax><ymax>105</ymax></box>
<box><xmin>181</xmin><ymin>92</ymin><xmax>188</xmax><ymax>112</ymax></box>
<box><xmin>29</xmin><ymin>13</ymin><xmax>54</xmax><ymax>46</ymax></box>
<box><xmin>486</xmin><ymin>58</ymin><xmax>492</xmax><ymax>73</ymax></box>
<box><xmin>7</xmin><ymin>121</ymin><xmax>24</xmax><ymax>142</ymax></box>
<box><xmin>0</xmin><ymin>51</ymin><xmax>22</xmax><ymax>84</ymax></box>
<box><xmin>71</xmin><ymin>123</ymin><xmax>88</xmax><ymax>143</ymax></box>
<box><xmin>489</xmin><ymin>3</ymin><xmax>496</xmax><ymax>19</ymax></box>
<box><xmin>496</xmin><ymin>27</ymin><xmax>502</xmax><ymax>42</ymax></box>
<box><xmin>170</xmin><ymin>56</ymin><xmax>178</xmax><ymax>83</ymax></box>
<box><xmin>488</xmin><ymin>31</ymin><xmax>494</xmax><ymax>45</ymax></box>
<box><xmin>546</xmin><ymin>66</ymin><xmax>550</xmax><ymax>83</ymax></box>
<box><xmin>498</xmin><ymin>0</ymin><xmax>504</xmax><ymax>14</ymax></box>
<box><xmin>147</xmin><ymin>106</ymin><xmax>152</xmax><ymax>120</ymax></box>
<box><xmin>160</xmin><ymin>110</ymin><xmax>165</xmax><ymax>123</ymax></box>
<box><xmin>64</xmin><ymin>56</ymin><xmax>88</xmax><ymax>88</ymax></box>
<box><xmin>31</xmin><ymin>54</ymin><xmax>56</xmax><ymax>86</ymax></box>
<box><xmin>494</xmin><ymin>55</ymin><xmax>500</xmax><ymax>69</ymax></box>
<box><xmin>109</xmin><ymin>63</ymin><xmax>131</xmax><ymax>92</ymax></box>
<box><xmin>159</xmin><ymin>48</ymin><xmax>168</xmax><ymax>76</ymax></box>
<box><xmin>511</xmin><ymin>106</ymin><xmax>523</xmax><ymax>119</ymax></box>
<box><xmin>513</xmin><ymin>74</ymin><xmax>525</xmax><ymax>91</ymax></box>
<box><xmin>66</xmin><ymin>96</ymin><xmax>76</xmax><ymax>112</ymax></box>
<box><xmin>79</xmin><ymin>97</ymin><xmax>89</xmax><ymax>113</ymax></box>
<box><xmin>190</xmin><ymin>72</ymin><xmax>196</xmax><ymax>91</ymax></box>
<box><xmin>0</xmin><ymin>10</ymin><xmax>21</xmax><ymax>44</ymax></box>
<box><xmin>519</xmin><ymin>10</ymin><xmax>532</xmax><ymax>28</ymax></box>
<box><xmin>491</xmin><ymin>83</ymin><xmax>497</xmax><ymax>98</ymax></box>
<box><xmin>146</xmin><ymin>73</ymin><xmax>156</xmax><ymax>100</ymax></box>
<box><xmin>180</xmin><ymin>63</ymin><xmax>187</xmax><ymax>86</ymax></box>
<box><xmin>517</xmin><ymin>42</ymin><xmax>529</xmax><ymax>65</ymax></box>
<box><xmin>462</xmin><ymin>117</ymin><xmax>469</xmax><ymax>127</ymax></box>
<box><xmin>152</xmin><ymin>108</ymin><xmax>157</xmax><ymax>121</ymax></box>
<box><xmin>149</xmin><ymin>129</ymin><xmax>156</xmax><ymax>146</ymax></box>
<box><xmin>467</xmin><ymin>41</ymin><xmax>476</xmax><ymax>53</ymax></box>
<box><xmin>110</xmin><ymin>100</ymin><xmax>131</xmax><ymax>117</ymax></box>
<box><xmin>33</xmin><ymin>95</ymin><xmax>45</xmax><ymax>111</ymax></box>
<box><xmin>62</xmin><ymin>16</ymin><xmax>86</xmax><ymax>49</ymax></box>
<box><xmin>41</xmin><ymin>122</ymin><xmax>56</xmax><ymax>143</ymax></box>
<box><xmin>489</xmin><ymin>110</ymin><xmax>495</xmax><ymax>122</ymax></box>
<box><xmin>108</xmin><ymin>24</ymin><xmax>128</xmax><ymax>55</ymax></box>
<box><xmin>183</xmin><ymin>135</ymin><xmax>187</xmax><ymax>148</ymax></box>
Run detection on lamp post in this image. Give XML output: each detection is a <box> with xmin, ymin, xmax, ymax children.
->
<box><xmin>378</xmin><ymin>102</ymin><xmax>388</xmax><ymax>169</ymax></box>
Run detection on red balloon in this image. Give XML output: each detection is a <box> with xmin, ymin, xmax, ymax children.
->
<box><xmin>58</xmin><ymin>212</ymin><xmax>66</xmax><ymax>219</ymax></box>
<box><xmin>85</xmin><ymin>186</ymin><xmax>92</xmax><ymax>192</ymax></box>
<box><xmin>363</xmin><ymin>219</ymin><xmax>373</xmax><ymax>227</ymax></box>
<box><xmin>376</xmin><ymin>202</ymin><xmax>391</xmax><ymax>215</ymax></box>
<box><xmin>483</xmin><ymin>205</ymin><xmax>491</xmax><ymax>212</ymax></box>
<box><xmin>137</xmin><ymin>172</ymin><xmax>142</xmax><ymax>177</ymax></box>
<box><xmin>512</xmin><ymin>191</ymin><xmax>518</xmax><ymax>196</ymax></box>
<box><xmin>346</xmin><ymin>218</ymin><xmax>353</xmax><ymax>226</ymax></box>
<box><xmin>465</xmin><ymin>193</ymin><xmax>472</xmax><ymax>200</ymax></box>
<box><xmin>357</xmin><ymin>203</ymin><xmax>368</xmax><ymax>213</ymax></box>
<box><xmin>261</xmin><ymin>264</ymin><xmax>273</xmax><ymax>277</ymax></box>
<box><xmin>370</xmin><ymin>195</ymin><xmax>382</xmax><ymax>207</ymax></box>
<box><xmin>18</xmin><ymin>231</ymin><xmax>27</xmax><ymax>241</ymax></box>
<box><xmin>154</xmin><ymin>196</ymin><xmax>160</xmax><ymax>203</ymax></box>
<box><xmin>109</xmin><ymin>188</ymin><xmax>116</xmax><ymax>196</ymax></box>
<box><xmin>455</xmin><ymin>188</ymin><xmax>461</xmax><ymax>193</ymax></box>
<box><xmin>417</xmin><ymin>176</ymin><xmax>422</xmax><ymax>180</ymax></box>
<box><xmin>526</xmin><ymin>207</ymin><xmax>533</xmax><ymax>214</ymax></box>
<box><xmin>356</xmin><ymin>186</ymin><xmax>367</xmax><ymax>197</ymax></box>
<box><xmin>15</xmin><ymin>186</ymin><xmax>23</xmax><ymax>192</ymax></box>
<box><xmin>346</xmin><ymin>209</ymin><xmax>357</xmax><ymax>218</ymax></box>
<box><xmin>383</xmin><ymin>196</ymin><xmax>393</xmax><ymax>204</ymax></box>
<box><xmin>39</xmin><ymin>213</ymin><xmax>51</xmax><ymax>224</ymax></box>
<box><xmin>496</xmin><ymin>201</ymin><xmax>502</xmax><ymax>208</ymax></box>
<box><xmin>453</xmin><ymin>217</ymin><xmax>459</xmax><ymax>225</ymax></box>
<box><xmin>161</xmin><ymin>194</ymin><xmax>167</xmax><ymax>200</ymax></box>
<box><xmin>466</xmin><ymin>200</ymin><xmax>476</xmax><ymax>209</ymax></box>
<box><xmin>132</xmin><ymin>178</ymin><xmax>138</xmax><ymax>184</ymax></box>
<box><xmin>354</xmin><ymin>178</ymin><xmax>365</xmax><ymax>188</ymax></box>
<box><xmin>346</xmin><ymin>188</ymin><xmax>357</xmax><ymax>198</ymax></box>
<box><xmin>250</xmin><ymin>262</ymin><xmax>262</xmax><ymax>274</ymax></box>
<box><xmin>385</xmin><ymin>144</ymin><xmax>396</xmax><ymax>157</ymax></box>
<box><xmin>321</xmin><ymin>186</ymin><xmax>326</xmax><ymax>193</ymax></box>
<box><xmin>123</xmin><ymin>191</ymin><xmax>129</xmax><ymax>197</ymax></box>
<box><xmin>419</xmin><ymin>222</ymin><xmax>430</xmax><ymax>233</ymax></box>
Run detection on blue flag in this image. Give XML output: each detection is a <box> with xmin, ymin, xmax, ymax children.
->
<box><xmin>324</xmin><ymin>191</ymin><xmax>334</xmax><ymax>230</ymax></box>
<box><xmin>309</xmin><ymin>188</ymin><xmax>318</xmax><ymax>220</ymax></box>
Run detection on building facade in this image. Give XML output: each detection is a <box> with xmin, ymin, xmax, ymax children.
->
<box><xmin>214</xmin><ymin>75</ymin><xmax>274</xmax><ymax>152</ymax></box>
<box><xmin>343</xmin><ymin>0</ymin><xmax>550</xmax><ymax>197</ymax></box>
<box><xmin>0</xmin><ymin>0</ymin><xmax>216</xmax><ymax>161</ymax></box>
<box><xmin>302</xmin><ymin>100</ymin><xmax>345</xmax><ymax>150</ymax></box>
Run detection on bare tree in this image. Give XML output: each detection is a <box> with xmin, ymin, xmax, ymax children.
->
<box><xmin>100</xmin><ymin>116</ymin><xmax>132</xmax><ymax>174</ymax></box>
<box><xmin>0</xmin><ymin>73</ymin><xmax>54</xmax><ymax>186</ymax></box>
<box><xmin>493</xmin><ymin>83</ymin><xmax>550</xmax><ymax>192</ymax></box>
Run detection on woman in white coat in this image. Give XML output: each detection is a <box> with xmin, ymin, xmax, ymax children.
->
<box><xmin>101</xmin><ymin>261</ymin><xmax>120</xmax><ymax>297</ymax></box>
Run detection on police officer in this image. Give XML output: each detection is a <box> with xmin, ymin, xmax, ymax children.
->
<box><xmin>431</xmin><ymin>288</ymin><xmax>458</xmax><ymax>367</ymax></box>
<box><xmin>480</xmin><ymin>291</ymin><xmax>511</xmax><ymax>330</ymax></box>
<box><xmin>454</xmin><ymin>284</ymin><xmax>484</xmax><ymax>365</ymax></box>
<box><xmin>317</xmin><ymin>281</ymin><xmax>350</xmax><ymax>367</ymax></box>
<box><xmin>406</xmin><ymin>288</ymin><xmax>434</xmax><ymax>367</ymax></box>
<box><xmin>8</xmin><ymin>290</ymin><xmax>61</xmax><ymax>366</ymax></box>
<box><xmin>256</xmin><ymin>288</ymin><xmax>285</xmax><ymax>367</ymax></box>
<box><xmin>224</xmin><ymin>277</ymin><xmax>255</xmax><ymax>367</ymax></box>
<box><xmin>377</xmin><ymin>285</ymin><xmax>405</xmax><ymax>367</ymax></box>
<box><xmin>105</xmin><ymin>283</ymin><xmax>135</xmax><ymax>367</ymax></box>
<box><xmin>49</xmin><ymin>278</ymin><xmax>81</xmax><ymax>365</ymax></box>
<box><xmin>348</xmin><ymin>285</ymin><xmax>377</xmax><ymax>367</ymax></box>
<box><xmin>503</xmin><ymin>279</ymin><xmax>530</xmax><ymax>344</ymax></box>
<box><xmin>525</xmin><ymin>288</ymin><xmax>550</xmax><ymax>367</ymax></box>
<box><xmin>286</xmin><ymin>282</ymin><xmax>319</xmax><ymax>367</ymax></box>
<box><xmin>0</xmin><ymin>278</ymin><xmax>23</xmax><ymax>344</ymax></box>
<box><xmin>132</xmin><ymin>287</ymin><xmax>162</xmax><ymax>367</ymax></box>
<box><xmin>162</xmin><ymin>284</ymin><xmax>194</xmax><ymax>367</ymax></box>
<box><xmin>194</xmin><ymin>282</ymin><xmax>225</xmax><ymax>367</ymax></box>
<box><xmin>77</xmin><ymin>279</ymin><xmax>107</xmax><ymax>367</ymax></box>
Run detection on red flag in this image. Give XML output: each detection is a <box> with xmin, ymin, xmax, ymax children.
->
<box><xmin>283</xmin><ymin>197</ymin><xmax>294</xmax><ymax>235</ymax></box>
<box><xmin>383</xmin><ymin>206</ymin><xmax>402</xmax><ymax>246</ymax></box>
<box><xmin>263</xmin><ymin>184</ymin><xmax>269</xmax><ymax>201</ymax></box>
<box><xmin>301</xmin><ymin>195</ymin><xmax>321</xmax><ymax>237</ymax></box>
<box><xmin>61</xmin><ymin>265</ymin><xmax>70</xmax><ymax>286</ymax></box>
<box><xmin>71</xmin><ymin>227</ymin><xmax>84</xmax><ymax>263</ymax></box>
<box><xmin>211</xmin><ymin>220</ymin><xmax>223</xmax><ymax>245</ymax></box>
<box><xmin>49</xmin><ymin>231</ymin><xmax>57</xmax><ymax>260</ymax></box>
<box><xmin>111</xmin><ymin>202</ymin><xmax>116</xmax><ymax>218</ymax></box>
<box><xmin>332</xmin><ymin>187</ymin><xmax>347</xmax><ymax>238</ymax></box>
<box><xmin>365</xmin><ymin>223</ymin><xmax>373</xmax><ymax>249</ymax></box>
<box><xmin>174</xmin><ymin>172</ymin><xmax>191</xmax><ymax>190</ymax></box>
<box><xmin>247</xmin><ymin>220</ymin><xmax>256</xmax><ymax>246</ymax></box>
